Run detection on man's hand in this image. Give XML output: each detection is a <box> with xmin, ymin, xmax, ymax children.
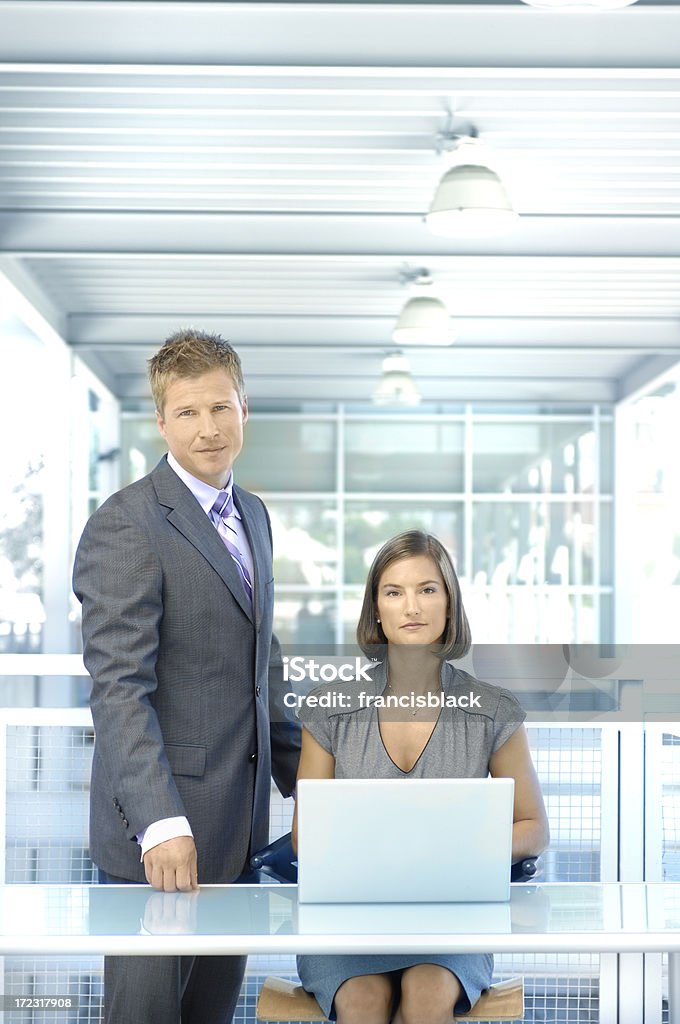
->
<box><xmin>143</xmin><ymin>836</ymin><xmax>198</xmax><ymax>892</ymax></box>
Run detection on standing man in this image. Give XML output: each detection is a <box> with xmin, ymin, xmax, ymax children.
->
<box><xmin>73</xmin><ymin>329</ymin><xmax>300</xmax><ymax>1024</ymax></box>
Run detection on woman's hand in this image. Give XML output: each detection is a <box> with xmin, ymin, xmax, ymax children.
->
<box><xmin>489</xmin><ymin>725</ymin><xmax>550</xmax><ymax>861</ymax></box>
<box><xmin>291</xmin><ymin>727</ymin><xmax>335</xmax><ymax>854</ymax></box>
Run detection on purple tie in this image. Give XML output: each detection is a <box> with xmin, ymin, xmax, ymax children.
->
<box><xmin>210</xmin><ymin>491</ymin><xmax>253</xmax><ymax>606</ymax></box>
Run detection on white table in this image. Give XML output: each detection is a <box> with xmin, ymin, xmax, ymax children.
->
<box><xmin>1</xmin><ymin>883</ymin><xmax>679</xmax><ymax>1020</ymax></box>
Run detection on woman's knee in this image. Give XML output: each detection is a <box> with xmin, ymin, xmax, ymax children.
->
<box><xmin>334</xmin><ymin>973</ymin><xmax>393</xmax><ymax>1024</ymax></box>
<box><xmin>397</xmin><ymin>965</ymin><xmax>462</xmax><ymax>1024</ymax></box>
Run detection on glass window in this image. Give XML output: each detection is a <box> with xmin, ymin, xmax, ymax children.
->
<box><xmin>599</xmin><ymin>503</ymin><xmax>613</xmax><ymax>587</ymax></box>
<box><xmin>121</xmin><ymin>416</ymin><xmax>166</xmax><ymax>485</ymax></box>
<box><xmin>464</xmin><ymin>589</ymin><xmax>602</xmax><ymax>644</ymax></box>
<box><xmin>121</xmin><ymin>416</ymin><xmax>336</xmax><ymax>492</ymax></box>
<box><xmin>616</xmin><ymin>385</ymin><xmax>680</xmax><ymax>641</ymax></box>
<box><xmin>344</xmin><ymin>502</ymin><xmax>464</xmax><ymax>585</ymax></box>
<box><xmin>598</xmin><ymin>594</ymin><xmax>613</xmax><ymax>646</ymax></box>
<box><xmin>472</xmin><ymin>420</ymin><xmax>599</xmax><ymax>494</ymax></box>
<box><xmin>237</xmin><ymin>419</ymin><xmax>336</xmax><ymax>492</ymax></box>
<box><xmin>272</xmin><ymin>591</ymin><xmax>337</xmax><ymax>647</ymax></box>
<box><xmin>116</xmin><ymin>405</ymin><xmax>613</xmax><ymax>646</ymax></box>
<box><xmin>0</xmin><ymin>319</ymin><xmax>46</xmax><ymax>656</ymax></box>
<box><xmin>472</xmin><ymin>501</ymin><xmax>597</xmax><ymax>587</ymax></box>
<box><xmin>348</xmin><ymin>402</ymin><xmax>465</xmax><ymax>415</ymax></box>
<box><xmin>344</xmin><ymin>420</ymin><xmax>464</xmax><ymax>493</ymax></box>
<box><xmin>598</xmin><ymin>418</ymin><xmax>614</xmax><ymax>494</ymax></box>
<box><xmin>341</xmin><ymin>587</ymin><xmax>367</xmax><ymax>644</ymax></box>
<box><xmin>471</xmin><ymin>403</ymin><xmax>596</xmax><ymax>416</ymax></box>
<box><xmin>267</xmin><ymin>500</ymin><xmax>338</xmax><ymax>586</ymax></box>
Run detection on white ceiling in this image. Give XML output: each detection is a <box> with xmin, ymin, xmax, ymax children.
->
<box><xmin>1</xmin><ymin>1</ymin><xmax>680</xmax><ymax>406</ymax></box>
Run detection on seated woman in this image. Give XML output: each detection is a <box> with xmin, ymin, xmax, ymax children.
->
<box><xmin>292</xmin><ymin>529</ymin><xmax>549</xmax><ymax>1024</ymax></box>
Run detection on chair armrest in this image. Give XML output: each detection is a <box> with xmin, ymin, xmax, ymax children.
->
<box><xmin>510</xmin><ymin>855</ymin><xmax>543</xmax><ymax>883</ymax></box>
<box><xmin>250</xmin><ymin>832</ymin><xmax>298</xmax><ymax>883</ymax></box>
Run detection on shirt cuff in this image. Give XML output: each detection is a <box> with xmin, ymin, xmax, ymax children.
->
<box><xmin>137</xmin><ymin>817</ymin><xmax>193</xmax><ymax>861</ymax></box>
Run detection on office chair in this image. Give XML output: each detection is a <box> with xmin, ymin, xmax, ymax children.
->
<box><xmin>250</xmin><ymin>831</ymin><xmax>541</xmax><ymax>885</ymax></box>
<box><xmin>251</xmin><ymin>832</ymin><xmax>540</xmax><ymax>1022</ymax></box>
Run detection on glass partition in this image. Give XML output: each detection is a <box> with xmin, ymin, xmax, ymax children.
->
<box><xmin>343</xmin><ymin>501</ymin><xmax>464</xmax><ymax>585</ymax></box>
<box><xmin>344</xmin><ymin>419</ymin><xmax>464</xmax><ymax>493</ymax></box>
<box><xmin>472</xmin><ymin>419</ymin><xmax>601</xmax><ymax>494</ymax></box>
<box><xmin>0</xmin><ymin>319</ymin><xmax>47</xmax><ymax>656</ymax></box>
<box><xmin>266</xmin><ymin>500</ymin><xmax>338</xmax><ymax>586</ymax></box>
<box><xmin>237</xmin><ymin>418</ymin><xmax>336</xmax><ymax>493</ymax></box>
<box><xmin>471</xmin><ymin>500</ymin><xmax>607</xmax><ymax>588</ymax></box>
<box><xmin>119</xmin><ymin>404</ymin><xmax>614</xmax><ymax>645</ymax></box>
<box><xmin>618</xmin><ymin>380</ymin><xmax>680</xmax><ymax>643</ymax></box>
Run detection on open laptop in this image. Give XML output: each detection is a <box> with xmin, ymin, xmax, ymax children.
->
<box><xmin>296</xmin><ymin>778</ymin><xmax>514</xmax><ymax>904</ymax></box>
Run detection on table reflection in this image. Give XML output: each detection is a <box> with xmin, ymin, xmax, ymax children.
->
<box><xmin>3</xmin><ymin>884</ymin><xmax>680</xmax><ymax>944</ymax></box>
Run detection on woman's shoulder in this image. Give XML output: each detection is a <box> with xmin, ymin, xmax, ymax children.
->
<box><xmin>297</xmin><ymin>662</ymin><xmax>383</xmax><ymax>722</ymax></box>
<box><xmin>444</xmin><ymin>663</ymin><xmax>525</xmax><ymax>723</ymax></box>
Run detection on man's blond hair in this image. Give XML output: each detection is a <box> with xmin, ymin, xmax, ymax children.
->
<box><xmin>148</xmin><ymin>328</ymin><xmax>245</xmax><ymax>413</ymax></box>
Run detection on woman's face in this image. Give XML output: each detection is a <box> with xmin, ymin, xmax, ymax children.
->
<box><xmin>375</xmin><ymin>554</ymin><xmax>449</xmax><ymax>647</ymax></box>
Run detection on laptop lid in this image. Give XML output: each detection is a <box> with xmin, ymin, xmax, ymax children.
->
<box><xmin>296</xmin><ymin>778</ymin><xmax>514</xmax><ymax>904</ymax></box>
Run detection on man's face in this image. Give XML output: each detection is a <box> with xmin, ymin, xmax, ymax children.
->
<box><xmin>156</xmin><ymin>367</ymin><xmax>248</xmax><ymax>488</ymax></box>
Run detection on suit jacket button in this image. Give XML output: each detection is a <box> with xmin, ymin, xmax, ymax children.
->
<box><xmin>249</xmin><ymin>753</ymin><xmax>257</xmax><ymax>763</ymax></box>
<box><xmin>122</xmin><ymin>819</ymin><xmax>129</xmax><ymax>828</ymax></box>
<box><xmin>255</xmin><ymin>686</ymin><xmax>261</xmax><ymax>697</ymax></box>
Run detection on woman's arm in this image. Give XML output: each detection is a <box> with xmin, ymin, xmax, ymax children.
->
<box><xmin>489</xmin><ymin>725</ymin><xmax>550</xmax><ymax>861</ymax></box>
<box><xmin>291</xmin><ymin>726</ymin><xmax>336</xmax><ymax>853</ymax></box>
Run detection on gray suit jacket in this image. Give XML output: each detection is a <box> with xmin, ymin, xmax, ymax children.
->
<box><xmin>73</xmin><ymin>456</ymin><xmax>300</xmax><ymax>883</ymax></box>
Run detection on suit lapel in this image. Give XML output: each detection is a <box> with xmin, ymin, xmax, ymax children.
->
<box><xmin>151</xmin><ymin>458</ymin><xmax>254</xmax><ymax>622</ymax></box>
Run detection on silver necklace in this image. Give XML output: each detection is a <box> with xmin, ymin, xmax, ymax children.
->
<box><xmin>385</xmin><ymin>682</ymin><xmax>437</xmax><ymax>717</ymax></box>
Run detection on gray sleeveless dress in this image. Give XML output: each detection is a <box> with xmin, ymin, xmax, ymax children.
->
<box><xmin>296</xmin><ymin>660</ymin><xmax>525</xmax><ymax>1020</ymax></box>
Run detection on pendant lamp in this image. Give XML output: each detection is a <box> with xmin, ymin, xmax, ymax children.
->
<box><xmin>426</xmin><ymin>136</ymin><xmax>517</xmax><ymax>237</ymax></box>
<box><xmin>372</xmin><ymin>352</ymin><xmax>421</xmax><ymax>406</ymax></box>
<box><xmin>392</xmin><ymin>270</ymin><xmax>455</xmax><ymax>347</ymax></box>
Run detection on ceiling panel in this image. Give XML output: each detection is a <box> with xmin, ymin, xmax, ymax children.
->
<box><xmin>1</xmin><ymin>1</ymin><xmax>680</xmax><ymax>404</ymax></box>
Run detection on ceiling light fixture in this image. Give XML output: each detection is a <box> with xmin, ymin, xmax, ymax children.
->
<box><xmin>392</xmin><ymin>268</ymin><xmax>456</xmax><ymax>347</ymax></box>
<box><xmin>426</xmin><ymin>120</ymin><xmax>518</xmax><ymax>237</ymax></box>
<box><xmin>372</xmin><ymin>352</ymin><xmax>421</xmax><ymax>407</ymax></box>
